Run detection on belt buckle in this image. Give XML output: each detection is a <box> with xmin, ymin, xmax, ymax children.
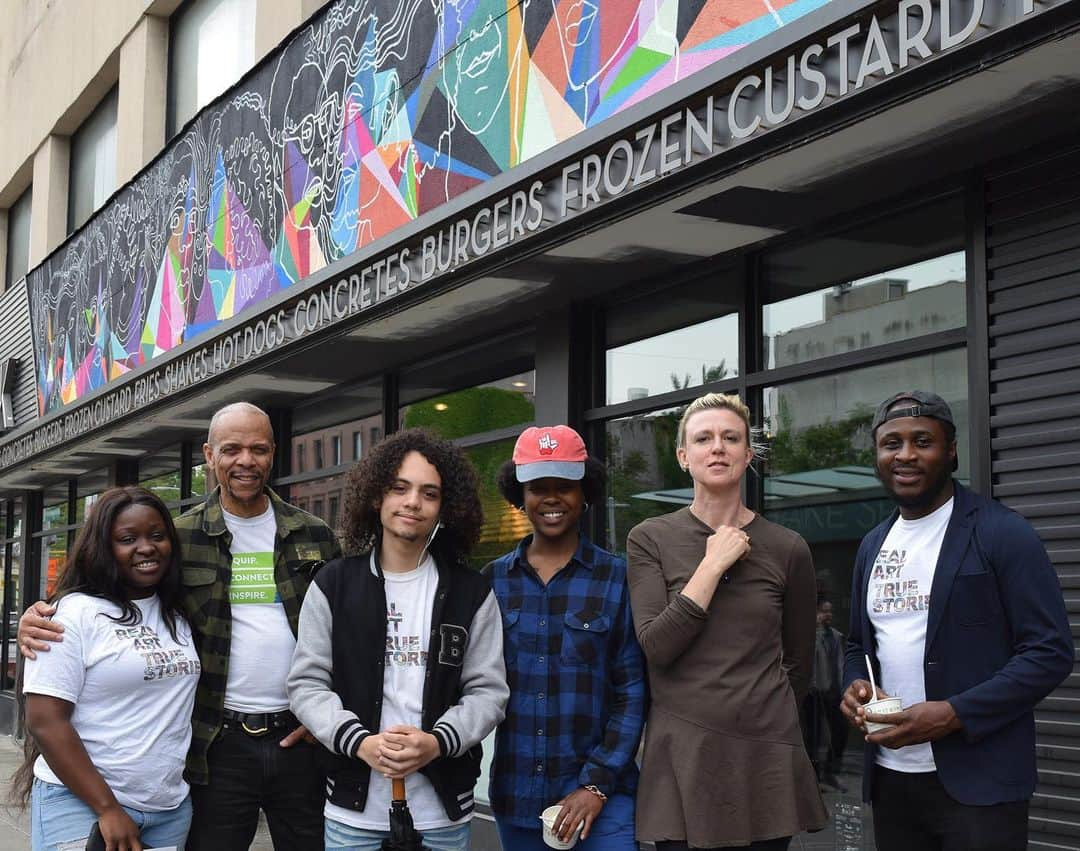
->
<box><xmin>241</xmin><ymin>717</ymin><xmax>269</xmax><ymax>736</ymax></box>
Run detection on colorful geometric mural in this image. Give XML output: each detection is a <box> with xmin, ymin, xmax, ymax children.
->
<box><xmin>29</xmin><ymin>0</ymin><xmax>831</xmax><ymax>414</ymax></box>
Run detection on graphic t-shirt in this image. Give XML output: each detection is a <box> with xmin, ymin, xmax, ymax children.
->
<box><xmin>327</xmin><ymin>554</ymin><xmax>467</xmax><ymax>831</ymax></box>
<box><xmin>223</xmin><ymin>504</ymin><xmax>294</xmax><ymax>712</ymax></box>
<box><xmin>23</xmin><ymin>593</ymin><xmax>200</xmax><ymax>811</ymax></box>
<box><xmin>868</xmin><ymin>497</ymin><xmax>954</xmax><ymax>773</ymax></box>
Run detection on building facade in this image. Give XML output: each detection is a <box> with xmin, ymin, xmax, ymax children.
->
<box><xmin>1</xmin><ymin>0</ymin><xmax>1078</xmax><ymax>846</ymax></box>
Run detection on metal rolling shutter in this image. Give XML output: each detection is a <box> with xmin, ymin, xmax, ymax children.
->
<box><xmin>0</xmin><ymin>279</ymin><xmax>37</xmax><ymax>428</ymax></box>
<box><xmin>986</xmin><ymin>142</ymin><xmax>1080</xmax><ymax>850</ymax></box>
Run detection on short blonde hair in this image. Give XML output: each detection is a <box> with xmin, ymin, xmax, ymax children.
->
<box><xmin>676</xmin><ymin>393</ymin><xmax>767</xmax><ymax>457</ymax></box>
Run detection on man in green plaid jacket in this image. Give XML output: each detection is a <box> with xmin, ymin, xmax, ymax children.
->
<box><xmin>180</xmin><ymin>402</ymin><xmax>341</xmax><ymax>850</ymax></box>
<box><xmin>19</xmin><ymin>401</ymin><xmax>341</xmax><ymax>850</ymax></box>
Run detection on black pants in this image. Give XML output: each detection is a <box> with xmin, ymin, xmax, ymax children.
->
<box><xmin>186</xmin><ymin>721</ymin><xmax>325</xmax><ymax>850</ymax></box>
<box><xmin>657</xmin><ymin>839</ymin><xmax>790</xmax><ymax>850</ymax></box>
<box><xmin>871</xmin><ymin>766</ymin><xmax>1029</xmax><ymax>851</ymax></box>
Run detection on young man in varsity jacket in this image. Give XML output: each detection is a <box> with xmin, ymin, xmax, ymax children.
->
<box><xmin>288</xmin><ymin>428</ymin><xmax>508</xmax><ymax>850</ymax></box>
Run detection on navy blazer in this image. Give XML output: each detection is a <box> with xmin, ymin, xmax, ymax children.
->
<box><xmin>843</xmin><ymin>482</ymin><xmax>1072</xmax><ymax>805</ymax></box>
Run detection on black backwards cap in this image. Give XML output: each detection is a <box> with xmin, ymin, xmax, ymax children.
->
<box><xmin>871</xmin><ymin>390</ymin><xmax>956</xmax><ymax>435</ymax></box>
<box><xmin>872</xmin><ymin>390</ymin><xmax>958</xmax><ymax>471</ymax></box>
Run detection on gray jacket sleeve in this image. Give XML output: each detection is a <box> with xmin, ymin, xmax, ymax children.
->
<box><xmin>429</xmin><ymin>589</ymin><xmax>509</xmax><ymax>758</ymax></box>
<box><xmin>287</xmin><ymin>581</ymin><xmax>369</xmax><ymax>760</ymax></box>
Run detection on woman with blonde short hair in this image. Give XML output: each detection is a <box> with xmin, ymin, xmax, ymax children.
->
<box><xmin>626</xmin><ymin>393</ymin><xmax>827</xmax><ymax>850</ymax></box>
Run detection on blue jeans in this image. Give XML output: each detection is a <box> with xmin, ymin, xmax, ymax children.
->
<box><xmin>31</xmin><ymin>778</ymin><xmax>192</xmax><ymax>851</ymax></box>
<box><xmin>496</xmin><ymin>793</ymin><xmax>638</xmax><ymax>851</ymax></box>
<box><xmin>324</xmin><ymin>817</ymin><xmax>471</xmax><ymax>850</ymax></box>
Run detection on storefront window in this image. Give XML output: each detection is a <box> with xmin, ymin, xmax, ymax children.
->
<box><xmin>141</xmin><ymin>445</ymin><xmax>183</xmax><ymax>511</ymax></box>
<box><xmin>605</xmin><ymin>276</ymin><xmax>740</xmax><ymax>405</ymax></box>
<box><xmin>400</xmin><ymin>368</ymin><xmax>536</xmax><ymax>572</ymax></box>
<box><xmin>289</xmin><ymin>378</ymin><xmax>383</xmax><ymax>539</ymax></box>
<box><xmin>75</xmin><ymin>468</ymin><xmax>111</xmax><ymax>525</ymax></box>
<box><xmin>603</xmin><ymin>406</ymin><xmax>688</xmax><ymax>558</ymax></box>
<box><xmin>2</xmin><ymin>499</ymin><xmax>23</xmax><ymax>692</ymax></box>
<box><xmin>39</xmin><ymin>532</ymin><xmax>66</xmax><ymax>599</ymax></box>
<box><xmin>762</xmin><ymin>197</ymin><xmax>966</xmax><ymax>370</ymax></box>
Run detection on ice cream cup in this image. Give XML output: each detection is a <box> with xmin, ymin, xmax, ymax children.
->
<box><xmin>864</xmin><ymin>695</ymin><xmax>903</xmax><ymax>734</ymax></box>
<box><xmin>541</xmin><ymin>804</ymin><xmax>583</xmax><ymax>849</ymax></box>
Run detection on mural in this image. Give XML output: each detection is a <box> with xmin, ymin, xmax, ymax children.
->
<box><xmin>30</xmin><ymin>0</ymin><xmax>831</xmax><ymax>414</ymax></box>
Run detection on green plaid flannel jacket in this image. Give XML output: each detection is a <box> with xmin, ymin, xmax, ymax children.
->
<box><xmin>175</xmin><ymin>486</ymin><xmax>342</xmax><ymax>785</ymax></box>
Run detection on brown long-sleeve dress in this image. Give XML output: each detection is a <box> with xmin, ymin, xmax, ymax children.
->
<box><xmin>626</xmin><ymin>508</ymin><xmax>827</xmax><ymax>847</ymax></box>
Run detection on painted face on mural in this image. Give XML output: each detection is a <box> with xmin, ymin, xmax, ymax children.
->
<box><xmin>443</xmin><ymin>0</ymin><xmax>515</xmax><ymax>135</ymax></box>
<box><xmin>553</xmin><ymin>0</ymin><xmax>639</xmax><ymax>92</ymax></box>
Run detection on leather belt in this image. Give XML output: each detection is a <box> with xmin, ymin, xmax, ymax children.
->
<box><xmin>222</xmin><ymin>708</ymin><xmax>297</xmax><ymax>737</ymax></box>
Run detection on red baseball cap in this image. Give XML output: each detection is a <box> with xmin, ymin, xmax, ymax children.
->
<box><xmin>512</xmin><ymin>425</ymin><xmax>587</xmax><ymax>482</ymax></box>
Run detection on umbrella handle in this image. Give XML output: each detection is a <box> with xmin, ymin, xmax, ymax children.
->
<box><xmin>392</xmin><ymin>777</ymin><xmax>406</xmax><ymax>802</ymax></box>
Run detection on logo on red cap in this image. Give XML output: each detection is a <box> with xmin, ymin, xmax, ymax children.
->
<box><xmin>538</xmin><ymin>433</ymin><xmax>559</xmax><ymax>455</ymax></box>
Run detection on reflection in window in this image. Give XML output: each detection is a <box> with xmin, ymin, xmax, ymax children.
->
<box><xmin>763</xmin><ymin>252</ymin><xmax>966</xmax><ymax>369</ymax></box>
<box><xmin>68</xmin><ymin>87</ymin><xmax>118</xmax><ymax>232</ymax></box>
<box><xmin>400</xmin><ymin>371</ymin><xmax>536</xmax><ymax>571</ymax></box>
<box><xmin>40</xmin><ymin>532</ymin><xmax>66</xmax><ymax>598</ymax></box>
<box><xmin>761</xmin><ymin>196</ymin><xmax>965</xmax><ymax>370</ymax></box>
<box><xmin>762</xmin><ymin>349</ymin><xmax>968</xmax><ymax>630</ymax></box>
<box><xmin>400</xmin><ymin>372</ymin><xmax>535</xmax><ymax>441</ymax></box>
<box><xmin>604</xmin><ymin>407</ymin><xmax>688</xmax><ymax>559</ymax></box>
<box><xmin>605</xmin><ymin>276</ymin><xmax>740</xmax><ymax>405</ymax></box>
<box><xmin>606</xmin><ymin>315</ymin><xmax>739</xmax><ymax>405</ymax></box>
<box><xmin>1</xmin><ymin>499</ymin><xmax>22</xmax><ymax>691</ymax></box>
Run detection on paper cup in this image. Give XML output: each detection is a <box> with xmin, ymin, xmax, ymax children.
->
<box><xmin>864</xmin><ymin>696</ymin><xmax>903</xmax><ymax>733</ymax></box>
<box><xmin>541</xmin><ymin>804</ymin><xmax>583</xmax><ymax>849</ymax></box>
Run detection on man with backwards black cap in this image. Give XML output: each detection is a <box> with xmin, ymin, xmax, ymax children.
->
<box><xmin>841</xmin><ymin>391</ymin><xmax>1072</xmax><ymax>851</ymax></box>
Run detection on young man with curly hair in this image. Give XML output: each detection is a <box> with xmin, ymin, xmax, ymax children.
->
<box><xmin>288</xmin><ymin>428</ymin><xmax>509</xmax><ymax>851</ymax></box>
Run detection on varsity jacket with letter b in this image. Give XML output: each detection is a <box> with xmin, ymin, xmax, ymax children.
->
<box><xmin>287</xmin><ymin>552</ymin><xmax>508</xmax><ymax>820</ymax></box>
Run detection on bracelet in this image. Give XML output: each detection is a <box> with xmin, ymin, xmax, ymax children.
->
<box><xmin>582</xmin><ymin>784</ymin><xmax>607</xmax><ymax>802</ymax></box>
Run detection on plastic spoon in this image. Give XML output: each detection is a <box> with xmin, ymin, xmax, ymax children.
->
<box><xmin>865</xmin><ymin>653</ymin><xmax>878</xmax><ymax>701</ymax></box>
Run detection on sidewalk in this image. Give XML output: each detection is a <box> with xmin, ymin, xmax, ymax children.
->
<box><xmin>0</xmin><ymin>732</ymin><xmax>874</xmax><ymax>850</ymax></box>
<box><xmin>0</xmin><ymin>735</ymin><xmax>274</xmax><ymax>850</ymax></box>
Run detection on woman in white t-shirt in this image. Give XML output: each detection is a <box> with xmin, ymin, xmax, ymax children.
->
<box><xmin>15</xmin><ymin>486</ymin><xmax>201</xmax><ymax>851</ymax></box>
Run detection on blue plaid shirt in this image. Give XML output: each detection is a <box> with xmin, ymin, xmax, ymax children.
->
<box><xmin>484</xmin><ymin>535</ymin><xmax>646</xmax><ymax>826</ymax></box>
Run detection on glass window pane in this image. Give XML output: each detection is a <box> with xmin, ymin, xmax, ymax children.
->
<box><xmin>399</xmin><ymin>372</ymin><xmax>535</xmax><ymax>440</ymax></box>
<box><xmin>190</xmin><ymin>462</ymin><xmax>208</xmax><ymax>499</ymax></box>
<box><xmin>40</xmin><ymin>532</ymin><xmax>67</xmax><ymax>598</ymax></box>
<box><xmin>3</xmin><ymin>537</ymin><xmax>22</xmax><ymax>691</ymax></box>
<box><xmin>68</xmin><ymin>87</ymin><xmax>118</xmax><ymax>232</ymax></box>
<box><xmin>141</xmin><ymin>444</ymin><xmax>183</xmax><ymax>508</ymax></box>
<box><xmin>42</xmin><ymin>483</ymin><xmax>70</xmax><ymax>530</ymax></box>
<box><xmin>168</xmin><ymin>0</ymin><xmax>256</xmax><ymax>137</ymax></box>
<box><xmin>604</xmin><ymin>406</ymin><xmax>689</xmax><ymax>559</ymax></box>
<box><xmin>762</xmin><ymin>198</ymin><xmax>966</xmax><ymax>370</ymax></box>
<box><xmin>5</xmin><ymin>186</ymin><xmax>32</xmax><ymax>289</ymax></box>
<box><xmin>605</xmin><ymin>276</ymin><xmax>740</xmax><ymax>405</ymax></box>
<box><xmin>464</xmin><ymin>438</ymin><xmax>532</xmax><ymax>572</ymax></box>
<box><xmin>75</xmin><ymin>468</ymin><xmax>111</xmax><ymax>525</ymax></box>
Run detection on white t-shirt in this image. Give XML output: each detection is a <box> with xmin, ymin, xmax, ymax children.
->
<box><xmin>22</xmin><ymin>593</ymin><xmax>200</xmax><ymax>811</ymax></box>
<box><xmin>868</xmin><ymin>497</ymin><xmax>954</xmax><ymax>773</ymax></box>
<box><xmin>327</xmin><ymin>554</ymin><xmax>466</xmax><ymax>831</ymax></box>
<box><xmin>223</xmin><ymin>505</ymin><xmax>294</xmax><ymax>712</ymax></box>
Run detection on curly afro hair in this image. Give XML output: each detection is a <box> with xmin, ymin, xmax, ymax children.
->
<box><xmin>343</xmin><ymin>428</ymin><xmax>483</xmax><ymax>565</ymax></box>
<box><xmin>495</xmin><ymin>456</ymin><xmax>608</xmax><ymax>509</ymax></box>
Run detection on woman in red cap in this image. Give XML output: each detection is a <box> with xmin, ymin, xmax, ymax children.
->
<box><xmin>626</xmin><ymin>393</ymin><xmax>826</xmax><ymax>850</ymax></box>
<box><xmin>484</xmin><ymin>425</ymin><xmax>646</xmax><ymax>851</ymax></box>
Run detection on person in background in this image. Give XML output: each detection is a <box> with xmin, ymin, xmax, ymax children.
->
<box><xmin>288</xmin><ymin>428</ymin><xmax>508</xmax><ymax>851</ymax></box>
<box><xmin>627</xmin><ymin>392</ymin><xmax>827</xmax><ymax>850</ymax></box>
<box><xmin>805</xmin><ymin>599</ymin><xmax>848</xmax><ymax>792</ymax></box>
<box><xmin>485</xmin><ymin>425</ymin><xmax>646</xmax><ymax>850</ymax></box>
<box><xmin>16</xmin><ymin>487</ymin><xmax>200</xmax><ymax>851</ymax></box>
<box><xmin>842</xmin><ymin>391</ymin><xmax>1073</xmax><ymax>851</ymax></box>
<box><xmin>19</xmin><ymin>402</ymin><xmax>343</xmax><ymax>850</ymax></box>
